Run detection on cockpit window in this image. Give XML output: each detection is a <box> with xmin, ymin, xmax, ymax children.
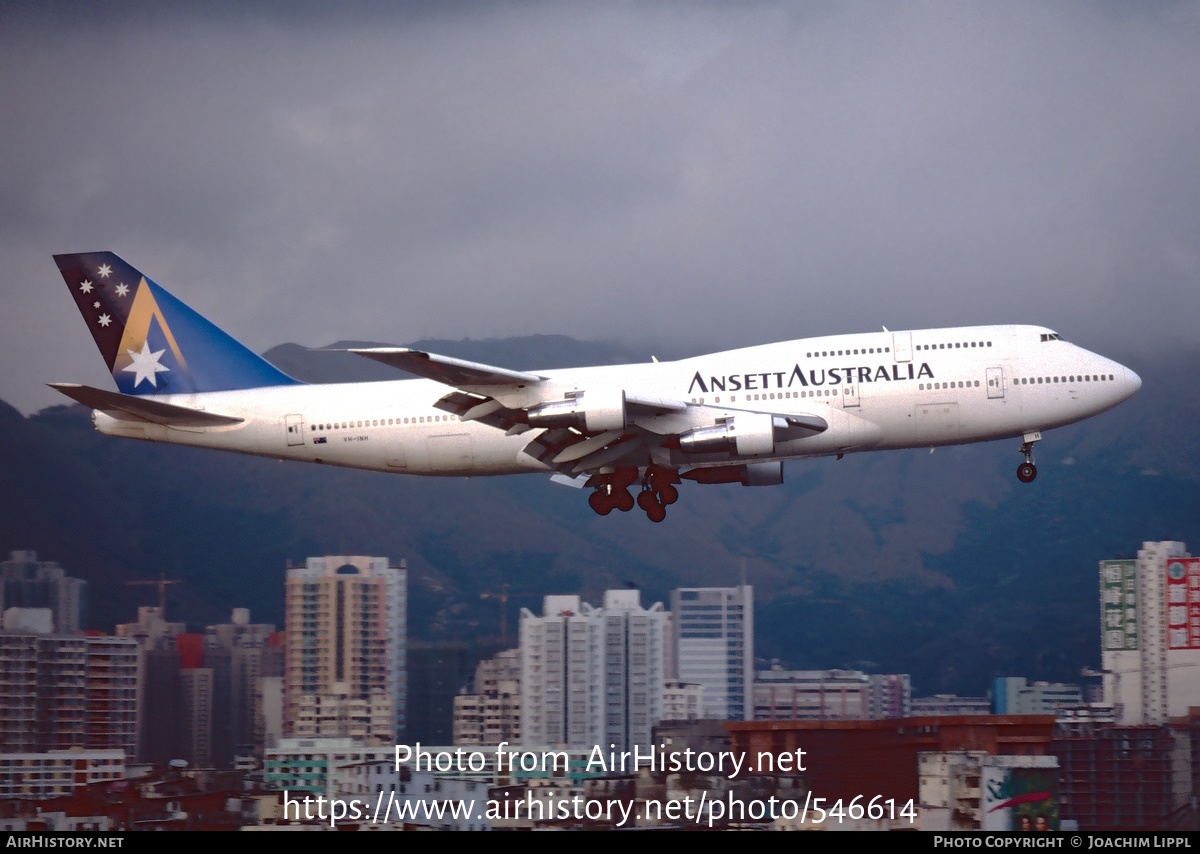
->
<box><xmin>1040</xmin><ymin>332</ymin><xmax>1067</xmax><ymax>342</ymax></box>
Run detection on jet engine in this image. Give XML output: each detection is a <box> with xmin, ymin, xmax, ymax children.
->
<box><xmin>679</xmin><ymin>413</ymin><xmax>780</xmax><ymax>456</ymax></box>
<box><xmin>527</xmin><ymin>389</ymin><xmax>627</xmax><ymax>432</ymax></box>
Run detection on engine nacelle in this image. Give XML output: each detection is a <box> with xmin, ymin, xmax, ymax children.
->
<box><xmin>679</xmin><ymin>413</ymin><xmax>780</xmax><ymax>456</ymax></box>
<box><xmin>527</xmin><ymin>389</ymin><xmax>627</xmax><ymax>432</ymax></box>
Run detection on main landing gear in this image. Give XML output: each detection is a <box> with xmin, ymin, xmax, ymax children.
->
<box><xmin>1016</xmin><ymin>431</ymin><xmax>1041</xmax><ymax>483</ymax></box>
<box><xmin>588</xmin><ymin>466</ymin><xmax>680</xmax><ymax>523</ymax></box>
<box><xmin>636</xmin><ymin>467</ymin><xmax>679</xmax><ymax>523</ymax></box>
<box><xmin>587</xmin><ymin>468</ymin><xmax>637</xmax><ymax>516</ymax></box>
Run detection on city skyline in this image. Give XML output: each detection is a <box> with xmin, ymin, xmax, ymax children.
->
<box><xmin>5</xmin><ymin>542</ymin><xmax>1199</xmax><ymax>827</ymax></box>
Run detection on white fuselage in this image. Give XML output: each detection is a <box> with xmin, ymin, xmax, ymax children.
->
<box><xmin>92</xmin><ymin>325</ymin><xmax>1141</xmax><ymax>477</ymax></box>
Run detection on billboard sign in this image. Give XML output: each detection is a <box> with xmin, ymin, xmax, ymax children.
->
<box><xmin>1101</xmin><ymin>560</ymin><xmax>1138</xmax><ymax>651</ymax></box>
<box><xmin>1166</xmin><ymin>557</ymin><xmax>1200</xmax><ymax>650</ymax></box>
<box><xmin>982</xmin><ymin>764</ymin><xmax>1059</xmax><ymax>831</ymax></box>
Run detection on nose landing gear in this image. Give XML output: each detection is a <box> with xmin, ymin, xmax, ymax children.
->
<box><xmin>1016</xmin><ymin>431</ymin><xmax>1041</xmax><ymax>483</ymax></box>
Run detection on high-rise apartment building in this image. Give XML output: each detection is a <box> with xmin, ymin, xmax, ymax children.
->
<box><xmin>1101</xmin><ymin>541</ymin><xmax>1200</xmax><ymax>724</ymax></box>
<box><xmin>205</xmin><ymin>608</ymin><xmax>278</xmax><ymax>760</ymax></box>
<box><xmin>0</xmin><ymin>611</ymin><xmax>137</xmax><ymax>756</ymax></box>
<box><xmin>284</xmin><ymin>556</ymin><xmax>406</xmax><ymax>740</ymax></box>
<box><xmin>521</xmin><ymin>590</ymin><xmax>666</xmax><ymax>751</ymax></box>
<box><xmin>115</xmin><ymin>606</ymin><xmax>186</xmax><ymax>764</ymax></box>
<box><xmin>1</xmin><ymin>551</ymin><xmax>86</xmax><ymax>634</ymax></box>
<box><xmin>671</xmin><ymin>585</ymin><xmax>753</xmax><ymax>720</ymax></box>
<box><xmin>453</xmin><ymin>648</ymin><xmax>521</xmax><ymax>746</ymax></box>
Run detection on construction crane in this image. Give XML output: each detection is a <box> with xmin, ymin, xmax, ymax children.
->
<box><xmin>125</xmin><ymin>574</ymin><xmax>182</xmax><ymax>616</ymax></box>
<box><xmin>480</xmin><ymin>585</ymin><xmax>542</xmax><ymax>643</ymax></box>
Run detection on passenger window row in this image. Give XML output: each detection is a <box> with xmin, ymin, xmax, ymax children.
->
<box><xmin>311</xmin><ymin>414</ymin><xmax>455</xmax><ymax>431</ymax></box>
<box><xmin>690</xmin><ymin>389</ymin><xmax>844</xmax><ymax>406</ymax></box>
<box><xmin>1012</xmin><ymin>374</ymin><xmax>1114</xmax><ymax>385</ymax></box>
<box><xmin>916</xmin><ymin>341</ymin><xmax>991</xmax><ymax>350</ymax></box>
<box><xmin>805</xmin><ymin>347</ymin><xmax>890</xmax><ymax>357</ymax></box>
<box><xmin>919</xmin><ymin>381</ymin><xmax>981</xmax><ymax>390</ymax></box>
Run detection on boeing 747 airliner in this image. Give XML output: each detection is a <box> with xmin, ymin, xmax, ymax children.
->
<box><xmin>51</xmin><ymin>252</ymin><xmax>1141</xmax><ymax>522</ymax></box>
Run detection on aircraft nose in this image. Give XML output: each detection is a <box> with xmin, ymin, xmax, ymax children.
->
<box><xmin>1118</xmin><ymin>363</ymin><xmax>1141</xmax><ymax>399</ymax></box>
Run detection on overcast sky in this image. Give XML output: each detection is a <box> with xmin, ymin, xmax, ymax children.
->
<box><xmin>3</xmin><ymin>1</ymin><xmax>1198</xmax><ymax>413</ymax></box>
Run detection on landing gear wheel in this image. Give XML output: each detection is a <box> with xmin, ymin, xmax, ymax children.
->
<box><xmin>658</xmin><ymin>484</ymin><xmax>679</xmax><ymax>506</ymax></box>
<box><xmin>646</xmin><ymin>503</ymin><xmax>667</xmax><ymax>523</ymax></box>
<box><xmin>637</xmin><ymin>490</ymin><xmax>657</xmax><ymax>512</ymax></box>
<box><xmin>614</xmin><ymin>488</ymin><xmax>634</xmax><ymax>512</ymax></box>
<box><xmin>1016</xmin><ymin>434</ymin><xmax>1040</xmax><ymax>484</ymax></box>
<box><xmin>588</xmin><ymin>490</ymin><xmax>614</xmax><ymax>515</ymax></box>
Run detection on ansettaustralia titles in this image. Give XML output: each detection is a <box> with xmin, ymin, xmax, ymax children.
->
<box><xmin>687</xmin><ymin>361</ymin><xmax>934</xmax><ymax>394</ymax></box>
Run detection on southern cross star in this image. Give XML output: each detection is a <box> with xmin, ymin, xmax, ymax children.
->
<box><xmin>97</xmin><ymin>314</ymin><xmax>112</xmax><ymax>328</ymax></box>
<box><xmin>79</xmin><ymin>280</ymin><xmax>93</xmax><ymax>294</ymax></box>
<box><xmin>122</xmin><ymin>341</ymin><xmax>170</xmax><ymax>388</ymax></box>
<box><xmin>97</xmin><ymin>264</ymin><xmax>111</xmax><ymax>279</ymax></box>
<box><xmin>115</xmin><ymin>283</ymin><xmax>130</xmax><ymax>297</ymax></box>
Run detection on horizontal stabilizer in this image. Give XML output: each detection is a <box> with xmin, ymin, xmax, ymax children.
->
<box><xmin>47</xmin><ymin>383</ymin><xmax>244</xmax><ymax>427</ymax></box>
<box><xmin>348</xmin><ymin>348</ymin><xmax>543</xmax><ymax>387</ymax></box>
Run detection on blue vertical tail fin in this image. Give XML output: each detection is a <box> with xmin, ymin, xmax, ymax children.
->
<box><xmin>54</xmin><ymin>252</ymin><xmax>301</xmax><ymax>396</ymax></box>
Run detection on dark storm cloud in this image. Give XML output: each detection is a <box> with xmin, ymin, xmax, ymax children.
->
<box><xmin>3</xmin><ymin>1</ymin><xmax>1198</xmax><ymax>412</ymax></box>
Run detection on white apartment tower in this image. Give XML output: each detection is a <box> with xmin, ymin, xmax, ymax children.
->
<box><xmin>1101</xmin><ymin>541</ymin><xmax>1200</xmax><ymax>724</ymax></box>
<box><xmin>671</xmin><ymin>586</ymin><xmax>753</xmax><ymax>720</ymax></box>
<box><xmin>520</xmin><ymin>590</ymin><xmax>665</xmax><ymax>752</ymax></box>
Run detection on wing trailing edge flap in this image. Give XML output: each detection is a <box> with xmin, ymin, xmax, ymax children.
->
<box><xmin>47</xmin><ymin>384</ymin><xmax>244</xmax><ymax>427</ymax></box>
<box><xmin>521</xmin><ymin>426</ymin><xmax>647</xmax><ymax>475</ymax></box>
<box><xmin>433</xmin><ymin>391</ymin><xmax>529</xmax><ymax>432</ymax></box>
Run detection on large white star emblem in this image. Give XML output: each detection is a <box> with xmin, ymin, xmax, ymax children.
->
<box><xmin>122</xmin><ymin>341</ymin><xmax>170</xmax><ymax>388</ymax></box>
<box><xmin>97</xmin><ymin>314</ymin><xmax>112</xmax><ymax>328</ymax></box>
<box><xmin>115</xmin><ymin>283</ymin><xmax>129</xmax><ymax>297</ymax></box>
<box><xmin>79</xmin><ymin>280</ymin><xmax>93</xmax><ymax>294</ymax></box>
<box><xmin>97</xmin><ymin>264</ymin><xmax>112</xmax><ymax>279</ymax></box>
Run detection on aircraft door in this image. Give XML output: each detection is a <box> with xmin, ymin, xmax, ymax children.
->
<box><xmin>986</xmin><ymin>367</ymin><xmax>1005</xmax><ymax>400</ymax></box>
<box><xmin>892</xmin><ymin>332</ymin><xmax>912</xmax><ymax>362</ymax></box>
<box><xmin>285</xmin><ymin>414</ymin><xmax>305</xmax><ymax>446</ymax></box>
<box><xmin>840</xmin><ymin>380</ymin><xmax>860</xmax><ymax>409</ymax></box>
